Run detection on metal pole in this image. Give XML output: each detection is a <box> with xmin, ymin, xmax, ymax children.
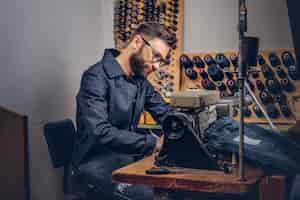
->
<box><xmin>238</xmin><ymin>0</ymin><xmax>247</xmax><ymax>181</ymax></box>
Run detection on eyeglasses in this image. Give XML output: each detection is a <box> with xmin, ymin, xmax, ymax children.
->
<box><xmin>140</xmin><ymin>36</ymin><xmax>170</xmax><ymax>68</ymax></box>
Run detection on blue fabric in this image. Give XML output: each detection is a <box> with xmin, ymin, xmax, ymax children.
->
<box><xmin>77</xmin><ymin>153</ymin><xmax>153</xmax><ymax>200</ymax></box>
<box><xmin>289</xmin><ymin>175</ymin><xmax>300</xmax><ymax>200</ymax></box>
<box><xmin>71</xmin><ymin>49</ymin><xmax>172</xmax><ymax>199</ymax></box>
<box><xmin>72</xmin><ymin>49</ymin><xmax>172</xmax><ymax>166</ymax></box>
<box><xmin>206</xmin><ymin>117</ymin><xmax>300</xmax><ymax>174</ymax></box>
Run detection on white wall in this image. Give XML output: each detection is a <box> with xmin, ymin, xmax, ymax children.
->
<box><xmin>0</xmin><ymin>0</ymin><xmax>113</xmax><ymax>200</ymax></box>
<box><xmin>0</xmin><ymin>0</ymin><xmax>293</xmax><ymax>200</ymax></box>
<box><xmin>184</xmin><ymin>0</ymin><xmax>294</xmax><ymax>52</ymax></box>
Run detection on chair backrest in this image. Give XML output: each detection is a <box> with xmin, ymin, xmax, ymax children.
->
<box><xmin>44</xmin><ymin>119</ymin><xmax>76</xmax><ymax>168</ymax></box>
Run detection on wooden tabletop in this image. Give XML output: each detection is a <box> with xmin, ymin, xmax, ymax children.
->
<box><xmin>113</xmin><ymin>155</ymin><xmax>264</xmax><ymax>194</ymax></box>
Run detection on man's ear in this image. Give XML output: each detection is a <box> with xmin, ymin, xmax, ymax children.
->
<box><xmin>132</xmin><ymin>34</ymin><xmax>143</xmax><ymax>51</ymax></box>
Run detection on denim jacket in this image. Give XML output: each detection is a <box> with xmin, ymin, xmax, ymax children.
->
<box><xmin>72</xmin><ymin>49</ymin><xmax>172</xmax><ymax>166</ymax></box>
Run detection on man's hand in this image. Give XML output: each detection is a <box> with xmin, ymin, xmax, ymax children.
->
<box><xmin>154</xmin><ymin>134</ymin><xmax>164</xmax><ymax>154</ymax></box>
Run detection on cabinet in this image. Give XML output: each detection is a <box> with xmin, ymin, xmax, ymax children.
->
<box><xmin>0</xmin><ymin>106</ymin><xmax>30</xmax><ymax>200</ymax></box>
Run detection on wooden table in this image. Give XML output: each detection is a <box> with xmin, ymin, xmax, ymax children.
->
<box><xmin>113</xmin><ymin>155</ymin><xmax>264</xmax><ymax>200</ymax></box>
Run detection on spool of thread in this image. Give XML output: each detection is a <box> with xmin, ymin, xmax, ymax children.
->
<box><xmin>185</xmin><ymin>68</ymin><xmax>198</xmax><ymax>80</ymax></box>
<box><xmin>180</xmin><ymin>54</ymin><xmax>193</xmax><ymax>69</ymax></box>
<box><xmin>280</xmin><ymin>78</ymin><xmax>295</xmax><ymax>92</ymax></box>
<box><xmin>216</xmin><ymin>81</ymin><xmax>227</xmax><ymax>91</ymax></box>
<box><xmin>276</xmin><ymin>67</ymin><xmax>287</xmax><ymax>78</ymax></box>
<box><xmin>204</xmin><ymin>54</ymin><xmax>216</xmax><ymax>66</ymax></box>
<box><xmin>269</xmin><ymin>52</ymin><xmax>281</xmax><ymax>67</ymax></box>
<box><xmin>266</xmin><ymin>78</ymin><xmax>281</xmax><ymax>95</ymax></box>
<box><xmin>230</xmin><ymin>53</ymin><xmax>239</xmax><ymax>69</ymax></box>
<box><xmin>201</xmin><ymin>78</ymin><xmax>216</xmax><ymax>90</ymax></box>
<box><xmin>288</xmin><ymin>65</ymin><xmax>299</xmax><ymax>80</ymax></box>
<box><xmin>266</xmin><ymin>104</ymin><xmax>280</xmax><ymax>119</ymax></box>
<box><xmin>243</xmin><ymin>107</ymin><xmax>252</xmax><ymax>117</ymax></box>
<box><xmin>208</xmin><ymin>64</ymin><xmax>224</xmax><ymax>82</ymax></box>
<box><xmin>275</xmin><ymin>94</ymin><xmax>287</xmax><ymax>105</ymax></box>
<box><xmin>259</xmin><ymin>90</ymin><xmax>273</xmax><ymax>105</ymax></box>
<box><xmin>226</xmin><ymin>79</ymin><xmax>237</xmax><ymax>92</ymax></box>
<box><xmin>192</xmin><ymin>56</ymin><xmax>205</xmax><ymax>68</ymax></box>
<box><xmin>225</xmin><ymin>72</ymin><xmax>234</xmax><ymax>79</ymax></box>
<box><xmin>261</xmin><ymin>64</ymin><xmax>275</xmax><ymax>79</ymax></box>
<box><xmin>256</xmin><ymin>80</ymin><xmax>265</xmax><ymax>91</ymax></box>
<box><xmin>253</xmin><ymin>105</ymin><xmax>264</xmax><ymax>118</ymax></box>
<box><xmin>215</xmin><ymin>53</ymin><xmax>230</xmax><ymax>69</ymax></box>
<box><xmin>258</xmin><ymin>54</ymin><xmax>266</xmax><ymax>65</ymax></box>
<box><xmin>198</xmin><ymin>68</ymin><xmax>208</xmax><ymax>79</ymax></box>
<box><xmin>281</xmin><ymin>51</ymin><xmax>295</xmax><ymax>68</ymax></box>
<box><xmin>280</xmin><ymin>104</ymin><xmax>292</xmax><ymax>117</ymax></box>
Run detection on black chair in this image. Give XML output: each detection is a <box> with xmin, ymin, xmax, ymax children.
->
<box><xmin>44</xmin><ymin>119</ymin><xmax>133</xmax><ymax>200</ymax></box>
<box><xmin>43</xmin><ymin>119</ymin><xmax>76</xmax><ymax>195</ymax></box>
<box><xmin>44</xmin><ymin>119</ymin><xmax>105</xmax><ymax>200</ymax></box>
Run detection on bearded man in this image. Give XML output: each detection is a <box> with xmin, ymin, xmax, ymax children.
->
<box><xmin>72</xmin><ymin>23</ymin><xmax>175</xmax><ymax>200</ymax></box>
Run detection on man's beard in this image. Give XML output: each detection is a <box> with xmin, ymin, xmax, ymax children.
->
<box><xmin>129</xmin><ymin>49</ymin><xmax>147</xmax><ymax>78</ymax></box>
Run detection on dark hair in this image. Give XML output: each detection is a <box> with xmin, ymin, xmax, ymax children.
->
<box><xmin>131</xmin><ymin>22</ymin><xmax>176</xmax><ymax>49</ymax></box>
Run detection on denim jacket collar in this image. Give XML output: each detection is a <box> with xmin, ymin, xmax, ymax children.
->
<box><xmin>102</xmin><ymin>48</ymin><xmax>126</xmax><ymax>78</ymax></box>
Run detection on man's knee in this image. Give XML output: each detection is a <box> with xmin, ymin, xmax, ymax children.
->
<box><xmin>114</xmin><ymin>183</ymin><xmax>154</xmax><ymax>200</ymax></box>
<box><xmin>72</xmin><ymin>163</ymin><xmax>115</xmax><ymax>199</ymax></box>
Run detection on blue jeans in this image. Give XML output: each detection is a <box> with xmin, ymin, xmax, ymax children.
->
<box><xmin>206</xmin><ymin>117</ymin><xmax>300</xmax><ymax>174</ymax></box>
<box><xmin>75</xmin><ymin>153</ymin><xmax>154</xmax><ymax>200</ymax></box>
<box><xmin>289</xmin><ymin>175</ymin><xmax>300</xmax><ymax>200</ymax></box>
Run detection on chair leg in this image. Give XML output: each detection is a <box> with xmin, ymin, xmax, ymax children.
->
<box><xmin>64</xmin><ymin>165</ymin><xmax>73</xmax><ymax>193</ymax></box>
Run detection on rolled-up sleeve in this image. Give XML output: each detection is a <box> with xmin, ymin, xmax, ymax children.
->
<box><xmin>76</xmin><ymin>71</ymin><xmax>156</xmax><ymax>155</ymax></box>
